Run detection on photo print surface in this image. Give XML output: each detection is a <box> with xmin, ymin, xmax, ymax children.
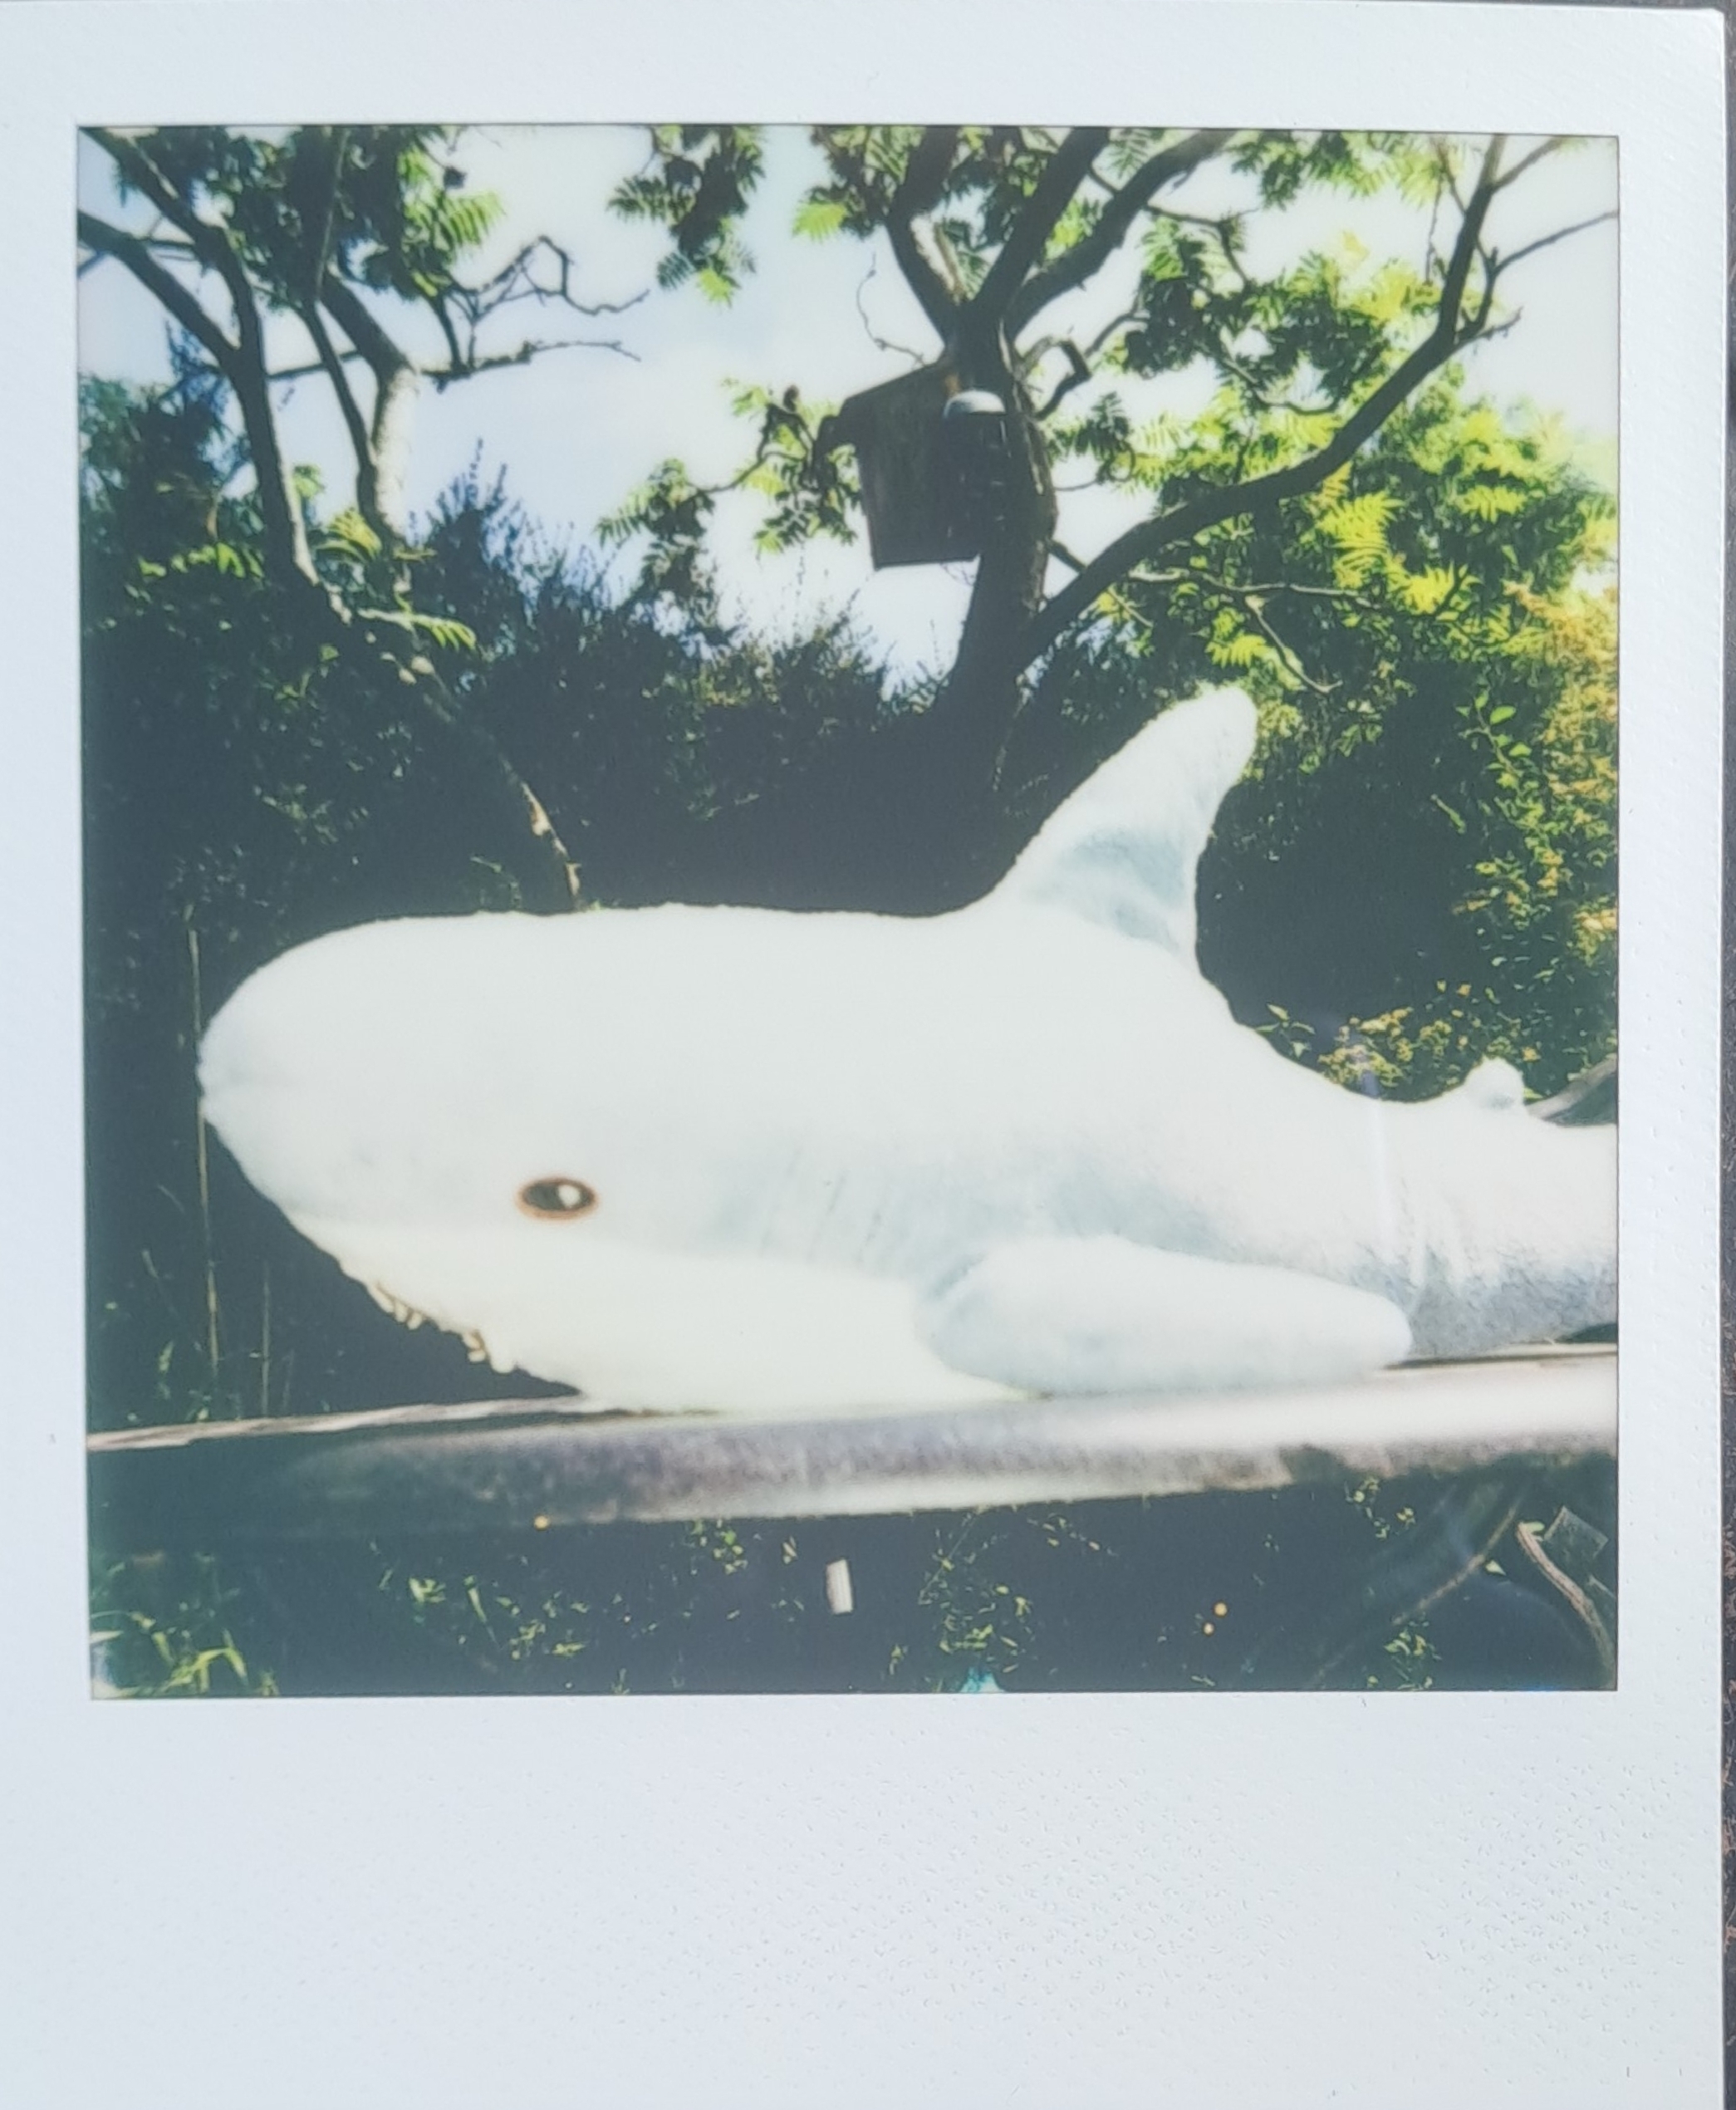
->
<box><xmin>80</xmin><ymin>125</ymin><xmax>1617</xmax><ymax>1698</ymax></box>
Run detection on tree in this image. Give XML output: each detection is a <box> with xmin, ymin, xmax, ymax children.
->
<box><xmin>79</xmin><ymin>124</ymin><xmax>649</xmax><ymax>905</ymax></box>
<box><xmin>80</xmin><ymin>125</ymin><xmax>641</xmax><ymax>584</ymax></box>
<box><xmin>611</xmin><ymin>127</ymin><xmax>1612</xmax><ymax>799</ymax></box>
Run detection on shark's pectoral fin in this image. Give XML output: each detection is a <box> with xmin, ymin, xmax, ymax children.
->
<box><xmin>993</xmin><ymin>687</ymin><xmax>1257</xmax><ymax>957</ymax></box>
<box><xmin>916</xmin><ymin>1238</ymin><xmax>1411</xmax><ymax>1395</ymax></box>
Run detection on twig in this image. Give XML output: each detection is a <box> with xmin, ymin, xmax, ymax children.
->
<box><xmin>1034</xmin><ymin>341</ymin><xmax>1093</xmax><ymax>420</ymax></box>
<box><xmin>429</xmin><ymin>334</ymin><xmax>640</xmax><ymax>385</ymax></box>
<box><xmin>1492</xmin><ymin>138</ymin><xmax>1566</xmax><ymax>192</ymax></box>
<box><xmin>853</xmin><ymin>258</ymin><xmax>926</xmax><ymax>366</ymax></box>
<box><xmin>1492</xmin><ymin>211</ymin><xmax>1617</xmax><ymax>277</ymax></box>
<box><xmin>1242</xmin><ymin>598</ymin><xmax>1339</xmax><ymax>694</ymax></box>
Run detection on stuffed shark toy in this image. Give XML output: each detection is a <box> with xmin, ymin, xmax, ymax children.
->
<box><xmin>198</xmin><ymin>687</ymin><xmax>1616</xmax><ymax>1417</ymax></box>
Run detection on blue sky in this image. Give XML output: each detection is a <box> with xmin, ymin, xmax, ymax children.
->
<box><xmin>79</xmin><ymin>127</ymin><xmax>1618</xmax><ymax>679</ymax></box>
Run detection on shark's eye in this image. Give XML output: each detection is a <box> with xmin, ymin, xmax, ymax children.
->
<box><xmin>517</xmin><ymin>1177</ymin><xmax>598</xmax><ymax>1219</ymax></box>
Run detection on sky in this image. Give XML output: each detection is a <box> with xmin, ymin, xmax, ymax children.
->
<box><xmin>77</xmin><ymin>126</ymin><xmax>1618</xmax><ymax>680</ymax></box>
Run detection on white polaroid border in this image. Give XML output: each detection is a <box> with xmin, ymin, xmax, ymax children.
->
<box><xmin>0</xmin><ymin>4</ymin><xmax>1723</xmax><ymax>2103</ymax></box>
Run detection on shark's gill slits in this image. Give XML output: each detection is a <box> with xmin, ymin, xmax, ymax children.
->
<box><xmin>517</xmin><ymin>1177</ymin><xmax>599</xmax><ymax>1219</ymax></box>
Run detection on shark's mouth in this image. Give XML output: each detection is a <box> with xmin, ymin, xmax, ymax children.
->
<box><xmin>347</xmin><ymin>1174</ymin><xmax>603</xmax><ymax>1373</ymax></box>
<box><xmin>360</xmin><ymin>1278</ymin><xmax>505</xmax><ymax>1369</ymax></box>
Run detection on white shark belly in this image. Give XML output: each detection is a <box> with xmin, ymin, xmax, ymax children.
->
<box><xmin>290</xmin><ymin>1213</ymin><xmax>1018</xmax><ymax>1416</ymax></box>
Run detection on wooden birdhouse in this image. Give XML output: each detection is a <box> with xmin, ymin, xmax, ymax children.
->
<box><xmin>825</xmin><ymin>369</ymin><xmax>1010</xmax><ymax>568</ymax></box>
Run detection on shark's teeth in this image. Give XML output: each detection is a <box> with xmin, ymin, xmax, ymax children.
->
<box><xmin>365</xmin><ymin>1280</ymin><xmax>434</xmax><ymax>1333</ymax></box>
<box><xmin>365</xmin><ymin>1283</ymin><xmax>499</xmax><ymax>1369</ymax></box>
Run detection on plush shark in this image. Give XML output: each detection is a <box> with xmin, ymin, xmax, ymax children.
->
<box><xmin>198</xmin><ymin>688</ymin><xmax>1616</xmax><ymax>1417</ymax></box>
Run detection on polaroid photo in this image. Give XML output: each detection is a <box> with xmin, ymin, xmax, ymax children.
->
<box><xmin>1</xmin><ymin>3</ymin><xmax>1724</xmax><ymax>2104</ymax></box>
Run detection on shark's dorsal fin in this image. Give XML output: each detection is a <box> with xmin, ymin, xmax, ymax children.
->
<box><xmin>1454</xmin><ymin>1057</ymin><xmax>1527</xmax><ymax>1113</ymax></box>
<box><xmin>995</xmin><ymin>687</ymin><xmax>1257</xmax><ymax>956</ymax></box>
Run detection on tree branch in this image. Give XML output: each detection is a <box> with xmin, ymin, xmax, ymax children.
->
<box><xmin>316</xmin><ymin>269</ymin><xmax>405</xmax><ymax>383</ymax></box>
<box><xmin>77</xmin><ymin>211</ymin><xmax>240</xmax><ymax>380</ymax></box>
<box><xmin>1130</xmin><ymin>563</ymin><xmax>1385</xmax><ymax>614</ymax></box>
<box><xmin>1153</xmin><ymin>204</ymin><xmax>1255</xmax><ymax>290</ymax></box>
<box><xmin>1020</xmin><ymin>136</ymin><xmax>1508</xmax><ymax>666</ymax></box>
<box><xmin>1492</xmin><ymin>209</ymin><xmax>1617</xmax><ymax>277</ymax></box>
<box><xmin>1033</xmin><ymin>340</ymin><xmax>1092</xmax><ymax>420</ymax></box>
<box><xmin>277</xmin><ymin>132</ymin><xmax>405</xmax><ymax>546</ymax></box>
<box><xmin>269</xmin><ymin>351</ymin><xmax>367</xmax><ymax>384</ymax></box>
<box><xmin>316</xmin><ymin>272</ymin><xmax>420</xmax><ymax>537</ymax></box>
<box><xmin>294</xmin><ymin>126</ymin><xmax>347</xmax><ymax>295</ymax></box>
<box><xmin>970</xmin><ymin>126</ymin><xmax>1109</xmax><ymax>326</ymax></box>
<box><xmin>429</xmin><ymin>334</ymin><xmax>641</xmax><ymax>382</ymax></box>
<box><xmin>1492</xmin><ymin>138</ymin><xmax>1565</xmax><ymax>191</ymax></box>
<box><xmin>1083</xmin><ymin>303</ymin><xmax>1145</xmax><ymax>361</ymax></box>
<box><xmin>369</xmin><ymin>646</ymin><xmax>581</xmax><ymax>907</ymax></box>
<box><xmin>1242</xmin><ymin>595</ymin><xmax>1340</xmax><ymax>693</ymax></box>
<box><xmin>1007</xmin><ymin>130</ymin><xmax>1236</xmax><ymax>336</ymax></box>
<box><xmin>91</xmin><ymin>132</ymin><xmax>277</xmax><ymax>407</ymax></box>
<box><xmin>88</xmin><ymin>130</ymin><xmax>318</xmax><ymax>589</ymax></box>
<box><xmin>430</xmin><ymin>289</ymin><xmax>466</xmax><ymax>375</ymax></box>
<box><xmin>852</xmin><ymin>258</ymin><xmax>927</xmax><ymax>366</ymax></box>
<box><xmin>88</xmin><ymin>130</ymin><xmax>236</xmax><ymax>287</ymax></box>
<box><xmin>287</xmin><ymin>138</ymin><xmax>382</xmax><ymax>530</ymax></box>
<box><xmin>301</xmin><ymin>298</ymin><xmax>380</xmax><ymax>518</ymax></box>
<box><xmin>454</xmin><ymin>236</ymin><xmax>648</xmax><ymax>326</ymax></box>
<box><xmin>884</xmin><ymin>126</ymin><xmax>962</xmax><ymax>337</ymax></box>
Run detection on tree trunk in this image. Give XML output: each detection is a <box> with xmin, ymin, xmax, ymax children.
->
<box><xmin>928</xmin><ymin>332</ymin><xmax>1057</xmax><ymax>815</ymax></box>
<box><xmin>229</xmin><ymin>352</ymin><xmax>319</xmax><ymax>594</ymax></box>
<box><xmin>360</xmin><ymin>361</ymin><xmax>420</xmax><ymax>546</ymax></box>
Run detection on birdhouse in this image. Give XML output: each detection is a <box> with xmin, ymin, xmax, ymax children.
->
<box><xmin>943</xmin><ymin>388</ymin><xmax>1012</xmax><ymax>548</ymax></box>
<box><xmin>826</xmin><ymin>370</ymin><xmax>1010</xmax><ymax>568</ymax></box>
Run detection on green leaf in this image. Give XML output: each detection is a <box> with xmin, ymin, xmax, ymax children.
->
<box><xmin>408</xmin><ymin>614</ymin><xmax>478</xmax><ymax>654</ymax></box>
<box><xmin>792</xmin><ymin>195</ymin><xmax>848</xmax><ymax>239</ymax></box>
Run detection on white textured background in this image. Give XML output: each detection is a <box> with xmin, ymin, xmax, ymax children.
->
<box><xmin>0</xmin><ymin>4</ymin><xmax>1724</xmax><ymax>2103</ymax></box>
